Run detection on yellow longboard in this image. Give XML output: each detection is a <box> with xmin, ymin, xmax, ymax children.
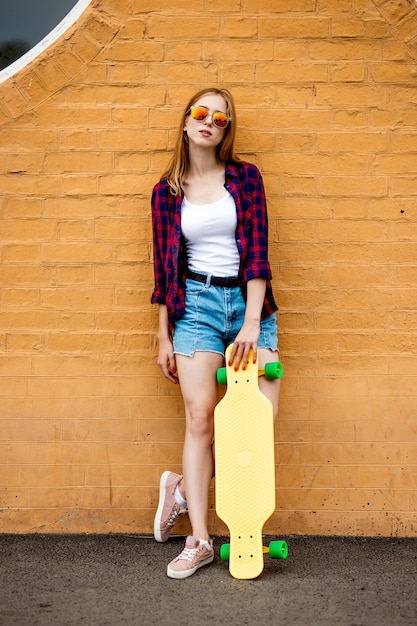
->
<box><xmin>214</xmin><ymin>344</ymin><xmax>287</xmax><ymax>579</ymax></box>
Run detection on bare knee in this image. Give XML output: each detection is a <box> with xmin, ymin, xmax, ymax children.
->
<box><xmin>186</xmin><ymin>408</ymin><xmax>214</xmax><ymax>441</ymax></box>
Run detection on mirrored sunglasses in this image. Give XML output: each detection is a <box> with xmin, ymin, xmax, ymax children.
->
<box><xmin>188</xmin><ymin>105</ymin><xmax>230</xmax><ymax>128</ymax></box>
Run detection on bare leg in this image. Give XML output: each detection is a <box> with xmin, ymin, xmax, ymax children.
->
<box><xmin>175</xmin><ymin>351</ymin><xmax>224</xmax><ymax>541</ymax></box>
<box><xmin>257</xmin><ymin>348</ymin><xmax>281</xmax><ymax>421</ymax></box>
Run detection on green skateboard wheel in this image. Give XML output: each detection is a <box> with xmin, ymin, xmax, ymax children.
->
<box><xmin>264</xmin><ymin>361</ymin><xmax>283</xmax><ymax>380</ymax></box>
<box><xmin>269</xmin><ymin>540</ymin><xmax>288</xmax><ymax>559</ymax></box>
<box><xmin>217</xmin><ymin>367</ymin><xmax>227</xmax><ymax>385</ymax></box>
<box><xmin>220</xmin><ymin>543</ymin><xmax>230</xmax><ymax>561</ymax></box>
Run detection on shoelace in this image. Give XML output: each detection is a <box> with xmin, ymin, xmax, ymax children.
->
<box><xmin>176</xmin><ymin>547</ymin><xmax>200</xmax><ymax>562</ymax></box>
<box><xmin>167</xmin><ymin>504</ymin><xmax>185</xmax><ymax>527</ymax></box>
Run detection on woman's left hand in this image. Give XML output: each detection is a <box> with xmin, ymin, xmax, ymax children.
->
<box><xmin>228</xmin><ymin>318</ymin><xmax>260</xmax><ymax>371</ymax></box>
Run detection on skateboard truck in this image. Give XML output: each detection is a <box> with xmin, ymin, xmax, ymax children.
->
<box><xmin>217</xmin><ymin>360</ymin><xmax>283</xmax><ymax>385</ymax></box>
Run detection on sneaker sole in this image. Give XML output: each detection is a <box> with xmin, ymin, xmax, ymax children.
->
<box><xmin>166</xmin><ymin>554</ymin><xmax>214</xmax><ymax>580</ymax></box>
<box><xmin>153</xmin><ymin>470</ymin><xmax>172</xmax><ymax>543</ymax></box>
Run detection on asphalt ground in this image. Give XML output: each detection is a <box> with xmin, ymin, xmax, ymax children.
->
<box><xmin>1</xmin><ymin>534</ymin><xmax>417</xmax><ymax>626</ymax></box>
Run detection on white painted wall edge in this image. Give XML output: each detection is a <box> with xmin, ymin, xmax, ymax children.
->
<box><xmin>0</xmin><ymin>0</ymin><xmax>94</xmax><ymax>85</ymax></box>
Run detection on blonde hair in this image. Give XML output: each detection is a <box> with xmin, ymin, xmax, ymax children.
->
<box><xmin>162</xmin><ymin>87</ymin><xmax>241</xmax><ymax>196</ymax></box>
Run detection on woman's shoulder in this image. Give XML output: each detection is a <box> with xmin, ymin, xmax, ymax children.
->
<box><xmin>226</xmin><ymin>160</ymin><xmax>262</xmax><ymax>181</ymax></box>
<box><xmin>152</xmin><ymin>178</ymin><xmax>178</xmax><ymax>202</ymax></box>
<box><xmin>153</xmin><ymin>177</ymin><xmax>170</xmax><ymax>193</ymax></box>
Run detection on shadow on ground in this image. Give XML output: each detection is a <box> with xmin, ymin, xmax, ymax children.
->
<box><xmin>1</xmin><ymin>534</ymin><xmax>417</xmax><ymax>625</ymax></box>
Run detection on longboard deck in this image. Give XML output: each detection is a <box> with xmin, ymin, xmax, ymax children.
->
<box><xmin>214</xmin><ymin>345</ymin><xmax>276</xmax><ymax>579</ymax></box>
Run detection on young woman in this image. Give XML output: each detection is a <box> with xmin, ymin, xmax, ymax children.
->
<box><xmin>151</xmin><ymin>87</ymin><xmax>280</xmax><ymax>579</ymax></box>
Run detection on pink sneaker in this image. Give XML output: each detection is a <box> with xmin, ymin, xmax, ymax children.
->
<box><xmin>167</xmin><ymin>536</ymin><xmax>214</xmax><ymax>579</ymax></box>
<box><xmin>154</xmin><ymin>471</ymin><xmax>188</xmax><ymax>543</ymax></box>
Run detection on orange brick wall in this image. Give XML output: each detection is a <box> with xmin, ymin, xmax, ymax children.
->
<box><xmin>1</xmin><ymin>0</ymin><xmax>417</xmax><ymax>536</ymax></box>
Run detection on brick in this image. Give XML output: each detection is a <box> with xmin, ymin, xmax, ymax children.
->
<box><xmin>33</xmin><ymin>59</ymin><xmax>70</xmax><ymax>93</ymax></box>
<box><xmin>82</xmin><ymin>63</ymin><xmax>108</xmax><ymax>84</ymax></box>
<box><xmin>104</xmin><ymin>41</ymin><xmax>165</xmax><ymax>62</ymax></box>
<box><xmin>331</xmin><ymin>18</ymin><xmax>366</xmax><ymax>37</ymax></box>
<box><xmin>364</xmin><ymin>19</ymin><xmax>390</xmax><ymax>39</ymax></box>
<box><xmin>3</xmin><ymin>245</ymin><xmax>42</xmax><ymax>263</ymax></box>
<box><xmin>317</xmin><ymin>220</ymin><xmax>388</xmax><ymax>242</ymax></box>
<box><xmin>2</xmin><ymin>220</ymin><xmax>55</xmax><ymax>241</ymax></box>
<box><xmin>316</xmin><ymin>264</ymin><xmax>388</xmax><ymax>287</ymax></box>
<box><xmin>382</xmin><ymin>41</ymin><xmax>414</xmax><ymax>62</ymax></box>
<box><xmin>244</xmin><ymin>0</ymin><xmax>316</xmax><ymax>11</ymax></box>
<box><xmin>57</xmin><ymin>220</ymin><xmax>93</xmax><ymax>241</ymax></box>
<box><xmin>220</xmin><ymin>17</ymin><xmax>258</xmax><ymax>39</ymax></box>
<box><xmin>108</xmin><ymin>64</ymin><xmax>147</xmax><ymax>85</ymax></box>
<box><xmin>376</xmin><ymin>0</ymin><xmax>415</xmax><ymax>27</ymax></box>
<box><xmin>281</xmin><ymin>175</ymin><xmax>317</xmax><ymax>196</ymax></box>
<box><xmin>0</xmin><ymin>174</ymin><xmax>62</xmax><ymax>195</ymax></box>
<box><xmin>318</xmin><ymin>0</ymin><xmax>352</xmax><ymax>12</ymax></box>
<box><xmin>6</xmin><ymin>153</ymin><xmax>44</xmax><ymax>173</ymax></box>
<box><xmin>0</xmin><ymin>129</ymin><xmax>58</xmax><ymax>152</ymax></box>
<box><xmin>46</xmin><ymin>333</ymin><xmax>116</xmax><ymax>353</ymax></box>
<box><xmin>40</xmin><ymin>287</ymin><xmax>114</xmax><ymax>310</ymax></box>
<box><xmin>260</xmin><ymin>17</ymin><xmax>330</xmax><ymax>38</ymax></box>
<box><xmin>395</xmin><ymin>12</ymin><xmax>417</xmax><ymax>44</ymax></box>
<box><xmin>146</xmin><ymin>16</ymin><xmax>220</xmax><ymax>39</ymax></box>
<box><xmin>320</xmin><ymin>176</ymin><xmax>388</xmax><ymax>197</ymax></box>
<box><xmin>257</xmin><ymin>62</ymin><xmax>328</xmax><ymax>84</ymax></box>
<box><xmin>205</xmin><ymin>41</ymin><xmax>273</xmax><ymax>62</ymax></box>
<box><xmin>317</xmin><ymin>132</ymin><xmax>388</xmax><ymax>152</ymax></box>
<box><xmin>7</xmin><ymin>333</ymin><xmax>45</xmax><ymax>353</ymax></box>
<box><xmin>391</xmin><ymin>177</ymin><xmax>417</xmax><ymax>196</ymax></box>
<box><xmin>42</xmin><ymin>243</ymin><xmax>113</xmax><ymax>264</ymax></box>
<box><xmin>111</xmin><ymin>107</ymin><xmax>148</xmax><ymax>127</ymax></box>
<box><xmin>259</xmin><ymin>109</ymin><xmax>329</xmax><ymax>130</ymax></box>
<box><xmin>51</xmin><ymin>50</ymin><xmax>86</xmax><ymax>79</ymax></box>
<box><xmin>120</xmin><ymin>18</ymin><xmax>146</xmax><ymax>38</ymax></box>
<box><xmin>97</xmin><ymin>129</ymin><xmax>167</xmax><ymax>151</ymax></box>
<box><xmin>370</xmin><ymin>63</ymin><xmax>417</xmax><ymax>82</ymax></box>
<box><xmin>165</xmin><ymin>42</ymin><xmax>202</xmax><ymax>62</ymax></box>
<box><xmin>32</xmin><ymin>396</ymin><xmax>98</xmax><ymax>418</ymax></box>
<box><xmin>375</xmin><ymin>154</ymin><xmax>417</xmax><ymax>175</ymax></box>
<box><xmin>44</xmin><ymin>151</ymin><xmax>113</xmax><ymax>173</ymax></box>
<box><xmin>309</xmin><ymin>40</ymin><xmax>381</xmax><ymax>61</ymax></box>
<box><xmin>0</xmin><ymin>83</ymin><xmax>30</xmax><ymax>120</ymax></box>
<box><xmin>44</xmin><ymin>196</ymin><xmax>118</xmax><ymax>219</ymax></box>
<box><xmin>61</xmin><ymin>175</ymin><xmax>98</xmax><ymax>195</ymax></box>
<box><xmin>331</xmin><ymin>108</ymin><xmax>368</xmax><ymax>128</ymax></box>
<box><xmin>98</xmin><ymin>173</ymin><xmax>156</xmax><ymax>195</ymax></box>
<box><xmin>146</xmin><ymin>62</ymin><xmax>219</xmax><ymax>85</ymax></box>
<box><xmin>330</xmin><ymin>63</ymin><xmax>366</xmax><ymax>82</ymax></box>
<box><xmin>0</xmin><ymin>266</ymin><xmax>55</xmax><ymax>287</ymax></box>
<box><xmin>36</xmin><ymin>105</ymin><xmax>111</xmax><ymax>127</ymax></box>
<box><xmin>1</xmin><ymin>289</ymin><xmax>40</xmax><ymax>310</ymax></box>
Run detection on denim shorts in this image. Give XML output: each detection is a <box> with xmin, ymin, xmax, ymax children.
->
<box><xmin>173</xmin><ymin>277</ymin><xmax>278</xmax><ymax>357</ymax></box>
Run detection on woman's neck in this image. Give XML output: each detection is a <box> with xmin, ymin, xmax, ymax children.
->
<box><xmin>187</xmin><ymin>144</ymin><xmax>223</xmax><ymax>179</ymax></box>
<box><xmin>184</xmin><ymin>151</ymin><xmax>226</xmax><ymax>204</ymax></box>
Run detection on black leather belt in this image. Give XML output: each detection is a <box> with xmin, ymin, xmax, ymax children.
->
<box><xmin>187</xmin><ymin>270</ymin><xmax>240</xmax><ymax>288</ymax></box>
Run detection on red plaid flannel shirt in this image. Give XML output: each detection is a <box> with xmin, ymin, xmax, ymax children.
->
<box><xmin>151</xmin><ymin>161</ymin><xmax>278</xmax><ymax>334</ymax></box>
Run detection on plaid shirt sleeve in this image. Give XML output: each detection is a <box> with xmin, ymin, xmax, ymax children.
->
<box><xmin>150</xmin><ymin>182</ymin><xmax>168</xmax><ymax>305</ymax></box>
<box><xmin>227</xmin><ymin>162</ymin><xmax>278</xmax><ymax>317</ymax></box>
<box><xmin>228</xmin><ymin>162</ymin><xmax>272</xmax><ymax>282</ymax></box>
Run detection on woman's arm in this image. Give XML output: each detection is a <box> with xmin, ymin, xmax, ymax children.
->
<box><xmin>157</xmin><ymin>304</ymin><xmax>178</xmax><ymax>384</ymax></box>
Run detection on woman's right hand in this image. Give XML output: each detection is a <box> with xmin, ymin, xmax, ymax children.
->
<box><xmin>157</xmin><ymin>337</ymin><xmax>179</xmax><ymax>384</ymax></box>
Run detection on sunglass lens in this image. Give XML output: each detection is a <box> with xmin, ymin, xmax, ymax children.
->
<box><xmin>213</xmin><ymin>113</ymin><xmax>228</xmax><ymax>128</ymax></box>
<box><xmin>191</xmin><ymin>107</ymin><xmax>209</xmax><ymax>121</ymax></box>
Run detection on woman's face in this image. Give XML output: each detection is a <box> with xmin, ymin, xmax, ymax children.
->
<box><xmin>183</xmin><ymin>93</ymin><xmax>228</xmax><ymax>150</ymax></box>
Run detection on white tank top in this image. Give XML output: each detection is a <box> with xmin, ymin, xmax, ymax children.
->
<box><xmin>181</xmin><ymin>191</ymin><xmax>240</xmax><ymax>277</ymax></box>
